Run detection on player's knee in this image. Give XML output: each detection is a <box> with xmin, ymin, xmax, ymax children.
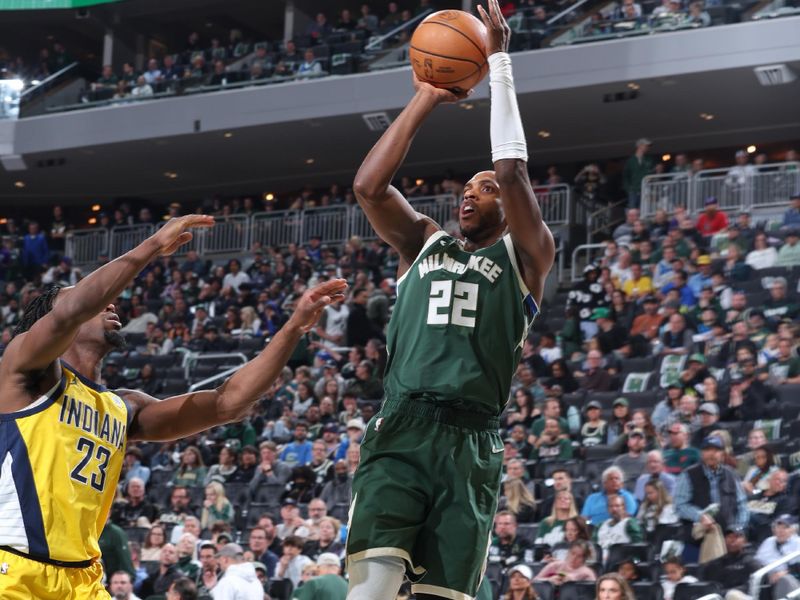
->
<box><xmin>347</xmin><ymin>556</ymin><xmax>406</xmax><ymax>600</ymax></box>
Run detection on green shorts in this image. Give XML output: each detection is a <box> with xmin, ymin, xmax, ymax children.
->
<box><xmin>346</xmin><ymin>396</ymin><xmax>504</xmax><ymax>600</ymax></box>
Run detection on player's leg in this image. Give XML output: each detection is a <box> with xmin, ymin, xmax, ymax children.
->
<box><xmin>346</xmin><ymin>555</ymin><xmax>406</xmax><ymax>600</ymax></box>
<box><xmin>411</xmin><ymin>424</ymin><xmax>503</xmax><ymax>600</ymax></box>
<box><xmin>346</xmin><ymin>409</ymin><xmax>431</xmax><ymax>599</ymax></box>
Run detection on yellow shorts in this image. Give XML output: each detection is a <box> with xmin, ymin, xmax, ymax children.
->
<box><xmin>0</xmin><ymin>548</ymin><xmax>109</xmax><ymax>600</ymax></box>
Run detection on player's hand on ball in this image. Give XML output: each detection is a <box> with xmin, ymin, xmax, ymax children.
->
<box><xmin>413</xmin><ymin>72</ymin><xmax>472</xmax><ymax>104</ymax></box>
<box><xmin>477</xmin><ymin>0</ymin><xmax>511</xmax><ymax>55</ymax></box>
<box><xmin>151</xmin><ymin>214</ymin><xmax>215</xmax><ymax>256</ymax></box>
<box><xmin>290</xmin><ymin>278</ymin><xmax>348</xmax><ymax>333</ymax></box>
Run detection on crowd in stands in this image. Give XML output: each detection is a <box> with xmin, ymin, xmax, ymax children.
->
<box><xmin>0</xmin><ymin>143</ymin><xmax>798</xmax><ymax>599</ymax></box>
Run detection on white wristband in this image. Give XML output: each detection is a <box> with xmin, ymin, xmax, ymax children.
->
<box><xmin>488</xmin><ymin>52</ymin><xmax>528</xmax><ymax>163</ymax></box>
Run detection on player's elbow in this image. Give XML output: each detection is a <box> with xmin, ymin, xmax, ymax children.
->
<box><xmin>353</xmin><ymin>178</ymin><xmax>382</xmax><ymax>204</ymax></box>
<box><xmin>494</xmin><ymin>159</ymin><xmax>528</xmax><ymax>186</ymax></box>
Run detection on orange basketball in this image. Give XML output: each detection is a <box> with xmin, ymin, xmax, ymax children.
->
<box><xmin>409</xmin><ymin>10</ymin><xmax>489</xmax><ymax>93</ymax></box>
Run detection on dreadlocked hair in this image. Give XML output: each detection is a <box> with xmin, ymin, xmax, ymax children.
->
<box><xmin>12</xmin><ymin>285</ymin><xmax>62</xmax><ymax>338</ymax></box>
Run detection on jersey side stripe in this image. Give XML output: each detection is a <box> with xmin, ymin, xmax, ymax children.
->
<box><xmin>3</xmin><ymin>420</ymin><xmax>49</xmax><ymax>558</ymax></box>
<box><xmin>0</xmin><ymin>452</ymin><xmax>28</xmax><ymax>551</ymax></box>
<box><xmin>396</xmin><ymin>230</ymin><xmax>448</xmax><ymax>289</ymax></box>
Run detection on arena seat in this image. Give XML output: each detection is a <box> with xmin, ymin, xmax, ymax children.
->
<box><xmin>533</xmin><ymin>581</ymin><xmax>555</xmax><ymax>600</ymax></box>
<box><xmin>557</xmin><ymin>581</ymin><xmax>596</xmax><ymax>600</ymax></box>
<box><xmin>604</xmin><ymin>543</ymin><xmax>653</xmax><ymax>572</ymax></box>
<box><xmin>517</xmin><ymin>523</ymin><xmax>538</xmax><ymax>544</ymax></box>
<box><xmin>673</xmin><ymin>581</ymin><xmax>721</xmax><ymax>600</ymax></box>
<box><xmin>631</xmin><ymin>581</ymin><xmax>663</xmax><ymax>600</ymax></box>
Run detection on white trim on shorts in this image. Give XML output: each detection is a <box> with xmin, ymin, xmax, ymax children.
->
<box><xmin>347</xmin><ymin>547</ymin><xmax>427</xmax><ymax>577</ymax></box>
<box><xmin>411</xmin><ymin>583</ymin><xmax>473</xmax><ymax>600</ymax></box>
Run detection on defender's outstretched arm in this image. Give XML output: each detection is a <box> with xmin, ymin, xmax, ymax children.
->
<box><xmin>121</xmin><ymin>279</ymin><xmax>347</xmax><ymax>441</ymax></box>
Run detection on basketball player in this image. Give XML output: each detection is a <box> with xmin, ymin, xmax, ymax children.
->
<box><xmin>0</xmin><ymin>215</ymin><xmax>346</xmax><ymax>599</ymax></box>
<box><xmin>345</xmin><ymin>2</ymin><xmax>554</xmax><ymax>599</ymax></box>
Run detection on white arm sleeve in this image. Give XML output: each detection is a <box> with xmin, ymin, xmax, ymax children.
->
<box><xmin>488</xmin><ymin>52</ymin><xmax>528</xmax><ymax>163</ymax></box>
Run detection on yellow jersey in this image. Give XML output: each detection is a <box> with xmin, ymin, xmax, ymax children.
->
<box><xmin>0</xmin><ymin>361</ymin><xmax>129</xmax><ymax>566</ymax></box>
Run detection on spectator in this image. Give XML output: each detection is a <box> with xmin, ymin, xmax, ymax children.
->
<box><xmin>166</xmin><ymin>577</ymin><xmax>198</xmax><ymax>600</ymax></box>
<box><xmin>613</xmin><ymin>429</ymin><xmax>647</xmax><ymax>489</ymax></box>
<box><xmin>683</xmin><ymin>1</ymin><xmax>711</xmax><ymax>26</ymax></box>
<box><xmin>534</xmin><ymin>540</ymin><xmax>597</xmax><ymax>585</ymax></box>
<box><xmin>112</xmin><ymin>477</ymin><xmax>159</xmax><ymax>528</ymax></box>
<box><xmin>535</xmin><ymin>490</ymin><xmax>579</xmax><ymax>546</ymax></box>
<box><xmin>297</xmin><ymin>49</ymin><xmax>322</xmax><ymax>78</ymax></box>
<box><xmin>538</xmin><ymin>468</ymin><xmax>584</xmax><ymax>518</ymax></box>
<box><xmin>592</xmin><ymin>308</ymin><xmax>630</xmax><ymax>357</ymax></box>
<box><xmin>768</xmin><ymin>337</ymin><xmax>800</xmax><ymax>385</ymax></box>
<box><xmin>210</xmin><ymin>543</ymin><xmax>263</xmax><ymax>599</ymax></box>
<box><xmin>622</xmin><ymin>138</ymin><xmax>654</xmax><ymax>209</ymax></box>
<box><xmin>320</xmin><ymin>459</ymin><xmax>351</xmax><ymax>512</ymax></box>
<box><xmin>726</xmin><ymin>149</ymin><xmax>757</xmax><ymax>189</ymax></box>
<box><xmin>660</xmin><ymin>557</ymin><xmax>698</xmax><ymax>600</ymax></box>
<box><xmin>304</xmin><ymin>516</ymin><xmax>344</xmax><ymax>561</ymax></box>
<box><xmin>663</xmin><ymin>423</ymin><xmax>700</xmax><ymax>475</ymax></box>
<box><xmin>660</xmin><ymin>313</ymin><xmax>694</xmax><ymax>356</ymax></box>
<box><xmin>488</xmin><ymin>511</ymin><xmax>534</xmax><ymax>567</ymax></box>
<box><xmin>580</xmin><ymin>400</ymin><xmax>607</xmax><ymax>448</ymax></box>
<box><xmin>593</xmin><ymin>494</ymin><xmax>644</xmax><ymax>560</ymax></box>
<box><xmin>532</xmin><ymin>417</ymin><xmax>573</xmax><ymax>460</ymax></box>
<box><xmin>123</xmin><ymin>447</ymin><xmax>151</xmax><ymax>486</ymax></box>
<box><xmin>275</xmin><ymin>536</ymin><xmax>313</xmax><ymax>588</ymax></box>
<box><xmin>747</xmin><ymin>231</ymin><xmax>778</xmax><ymax>270</ymax></box>
<box><xmin>108</xmin><ymin>571</ymin><xmax>142</xmax><ymax>600</ymax></box>
<box><xmin>172</xmin><ymin>446</ymin><xmax>208</xmax><ymax>488</ymax></box>
<box><xmin>581</xmin><ymin>466</ymin><xmax>638</xmax><ymax>526</ymax></box>
<box><xmin>742</xmin><ymin>445</ymin><xmax>778</xmax><ymax>495</ymax></box>
<box><xmin>696</xmin><ymin>197</ymin><xmax>729</xmax><ymax>237</ymax></box>
<box><xmin>675</xmin><ymin>435</ymin><xmax>749</xmax><ymax>563</ymax></box>
<box><xmin>291</xmin><ymin>552</ymin><xmax>348</xmax><ymax>600</ymax></box>
<box><xmin>755</xmin><ymin>515</ymin><xmax>800</xmax><ymax>599</ymax></box>
<box><xmin>613</xmin><ymin>209</ymin><xmax>640</xmax><ymax>245</ymax></box>
<box><xmin>139</xmin><ymin>543</ymin><xmax>181</xmax><ymax>599</ymax></box>
<box><xmin>637</xmin><ymin>480</ymin><xmax>679</xmax><ymax>539</ymax></box>
<box><xmin>748</xmin><ymin>469</ymin><xmax>797</xmax><ymax>545</ymax></box>
<box><xmin>357</xmin><ymin>4</ymin><xmax>379</xmax><ymax>33</ymax></box>
<box><xmin>691</xmin><ymin>403</ymin><xmax>720</xmax><ymax>448</ymax></box>
<box><xmin>175</xmin><ymin>533</ymin><xmax>200</xmax><ymax>581</ymax></box>
<box><xmin>784</xmin><ymin>194</ymin><xmax>800</xmax><ymax>227</ymax></box>
<box><xmin>499</xmin><ymin>477</ymin><xmax>538</xmax><ymax>524</ymax></box>
<box><xmin>160</xmin><ymin>486</ymin><xmax>198</xmax><ymax>529</ymax></box>
<box><xmin>344</xmin><ymin>360</ymin><xmax>383</xmax><ymax>400</ymax></box>
<box><xmin>725</xmin><ymin>357</ymin><xmax>776</xmax><ymax>422</ymax></box>
<box><xmin>500</xmin><ymin>564</ymin><xmax>538</xmax><ymax>600</ymax></box>
<box><xmin>606</xmin><ymin>397</ymin><xmax>632</xmax><ymax>448</ymax></box>
<box><xmin>346</xmin><ymin>287</ymin><xmax>382</xmax><ymax>346</ymax></box>
<box><xmin>200</xmin><ymin>482</ymin><xmax>234</xmax><ymax>530</ymax></box>
<box><xmin>205</xmin><ymin>446</ymin><xmax>239</xmax><ymax>484</ymax></box>
<box><xmin>99</xmin><ymin>517</ymin><xmax>136</xmax><ymax>580</ymax></box>
<box><xmin>775</xmin><ymin>228</ymin><xmax>800</xmax><ymax>267</ymax></box>
<box><xmin>621</xmin><ymin>263</ymin><xmax>652</xmax><ymax>301</ymax></box>
<box><xmin>280</xmin><ymin>421</ymin><xmax>313</xmax><ymax>467</ymax></box>
<box><xmin>703</xmin><ymin>526</ymin><xmax>760</xmax><ymax>599</ymax></box>
<box><xmin>143</xmin><ymin>58</ymin><xmax>162</xmax><ymax>84</ymax></box>
<box><xmin>577</xmin><ymin>350</ymin><xmax>614</xmax><ymax>392</ymax></box>
<box><xmin>306</xmin><ymin>12</ymin><xmax>332</xmax><ymax>42</ymax></box>
<box><xmin>131</xmin><ymin>75</ymin><xmax>154</xmax><ymax>97</ymax></box>
<box><xmin>222</xmin><ymin>259</ymin><xmax>251</xmax><ymax>293</ymax></box>
<box><xmin>21</xmin><ymin>221</ymin><xmax>48</xmax><ymax>276</ymax></box>
<box><xmin>634</xmin><ymin>450</ymin><xmax>677</xmax><ymax>501</ymax></box>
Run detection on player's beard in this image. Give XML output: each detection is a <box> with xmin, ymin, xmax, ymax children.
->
<box><xmin>104</xmin><ymin>329</ymin><xmax>127</xmax><ymax>350</ymax></box>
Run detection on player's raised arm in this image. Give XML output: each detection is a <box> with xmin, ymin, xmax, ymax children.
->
<box><xmin>2</xmin><ymin>215</ymin><xmax>214</xmax><ymax>376</ymax></box>
<box><xmin>119</xmin><ymin>278</ymin><xmax>347</xmax><ymax>441</ymax></box>
<box><xmin>478</xmin><ymin>0</ymin><xmax>555</xmax><ymax>303</ymax></box>
<box><xmin>353</xmin><ymin>77</ymin><xmax>467</xmax><ymax>266</ymax></box>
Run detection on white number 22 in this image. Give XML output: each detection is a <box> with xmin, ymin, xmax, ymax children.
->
<box><xmin>426</xmin><ymin>281</ymin><xmax>478</xmax><ymax>328</ymax></box>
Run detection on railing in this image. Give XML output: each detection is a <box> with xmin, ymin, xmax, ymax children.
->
<box><xmin>536</xmin><ymin>183</ymin><xmax>571</xmax><ymax>226</ymax></box>
<box><xmin>585</xmin><ymin>199</ymin><xmax>626</xmax><ymax>244</ymax></box>
<box><xmin>65</xmin><ymin>186</ymin><xmax>573</xmax><ymax>268</ymax></box>
<box><xmin>184</xmin><ymin>352</ymin><xmax>248</xmax><ymax>381</ymax></box>
<box><xmin>571</xmin><ymin>243</ymin><xmax>607</xmax><ymax>281</ymax></box>
<box><xmin>749</xmin><ymin>548</ymin><xmax>800</xmax><ymax>599</ymax></box>
<box><xmin>364</xmin><ymin>8</ymin><xmax>433</xmax><ymax>52</ymax></box>
<box><xmin>641</xmin><ymin>161</ymin><xmax>800</xmax><ymax>217</ymax></box>
<box><xmin>188</xmin><ymin>364</ymin><xmax>243</xmax><ymax>392</ymax></box>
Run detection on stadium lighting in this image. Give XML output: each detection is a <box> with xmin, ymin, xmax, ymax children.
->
<box><xmin>224</xmin><ymin>132</ymin><xmax>233</xmax><ymax>138</ymax></box>
<box><xmin>305</xmin><ymin>158</ymin><xmax>315</xmax><ymax>165</ymax></box>
<box><xmin>460</xmin><ymin>102</ymin><xmax>474</xmax><ymax>110</ymax></box>
<box><xmin>13</xmin><ymin>181</ymin><xmax>25</xmax><ymax>188</ymax></box>
<box><xmin>264</xmin><ymin>193</ymin><xmax>275</xmax><ymax>201</ymax></box>
<box><xmin>747</xmin><ymin>145</ymin><xmax>757</xmax><ymax>154</ymax></box>
<box><xmin>415</xmin><ymin>179</ymin><xmax>424</xmax><ymax>186</ymax></box>
<box><xmin>627</xmin><ymin>82</ymin><xmax>640</xmax><ymax>90</ymax></box>
<box><xmin>662</xmin><ymin>154</ymin><xmax>671</xmax><ymax>161</ymax></box>
<box><xmin>163</xmin><ymin>171</ymin><xmax>178</xmax><ymax>179</ymax></box>
<box><xmin>537</xmin><ymin>130</ymin><xmax>551</xmax><ymax>138</ymax></box>
<box><xmin>88</xmin><ymin>217</ymin><xmax>97</xmax><ymax>225</ymax></box>
<box><xmin>699</xmin><ymin>113</ymin><xmax>714</xmax><ymax>120</ymax></box>
<box><xmin>91</xmin><ymin>204</ymin><xmax>101</xmax><ymax>212</ymax></box>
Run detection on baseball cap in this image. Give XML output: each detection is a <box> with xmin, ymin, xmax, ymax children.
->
<box><xmin>252</xmin><ymin>561</ymin><xmax>268</xmax><ymax>574</ymax></box>
<box><xmin>642</xmin><ymin>295</ymin><xmax>658</xmax><ymax>304</ymax></box>
<box><xmin>688</xmin><ymin>353</ymin><xmax>706</xmax><ymax>364</ymax></box>
<box><xmin>704</xmin><ymin>196</ymin><xmax>719</xmax><ymax>206</ymax></box>
<box><xmin>787</xmin><ymin>228</ymin><xmax>800</xmax><ymax>238</ymax></box>
<box><xmin>666</xmin><ymin>381</ymin><xmax>682</xmax><ymax>390</ymax></box>
<box><xmin>347</xmin><ymin>419</ymin><xmax>365</xmax><ymax>431</ymax></box>
<box><xmin>613</xmin><ymin>397</ymin><xmax>629</xmax><ymax>407</ymax></box>
<box><xmin>322</xmin><ymin>423</ymin><xmax>339</xmax><ymax>434</ymax></box>
<box><xmin>317</xmin><ymin>552</ymin><xmax>341</xmax><ymax>567</ymax></box>
<box><xmin>508</xmin><ymin>564</ymin><xmax>533</xmax><ymax>580</ymax></box>
<box><xmin>774</xmin><ymin>514</ymin><xmax>798</xmax><ymax>527</ymax></box>
<box><xmin>282</xmin><ymin>498</ymin><xmax>298</xmax><ymax>507</ymax></box>
<box><xmin>216</xmin><ymin>543</ymin><xmax>243</xmax><ymax>558</ymax></box>
<box><xmin>629</xmin><ymin>428</ymin><xmax>645</xmax><ymax>438</ymax></box>
<box><xmin>696</xmin><ymin>255</ymin><xmax>711</xmax><ymax>266</ymax></box>
<box><xmin>698</xmin><ymin>402</ymin><xmax>719</xmax><ymax>415</ymax></box>
<box><xmin>216</xmin><ymin>532</ymin><xmax>232</xmax><ymax>544</ymax></box>
<box><xmin>700</xmin><ymin>436</ymin><xmax>724</xmax><ymax>450</ymax></box>
<box><xmin>636</xmin><ymin>138</ymin><xmax>652</xmax><ymax>147</ymax></box>
<box><xmin>725</xmin><ymin>525</ymin><xmax>746</xmax><ymax>536</ymax></box>
<box><xmin>665</xmin><ymin>299</ymin><xmax>681</xmax><ymax>310</ymax></box>
<box><xmin>591</xmin><ymin>307</ymin><xmax>611</xmax><ymax>321</ymax></box>
<box><xmin>585</xmin><ymin>400</ymin><xmax>602</xmax><ymax>411</ymax></box>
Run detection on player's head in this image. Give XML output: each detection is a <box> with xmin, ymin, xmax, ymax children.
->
<box><xmin>13</xmin><ymin>284</ymin><xmax>126</xmax><ymax>352</ymax></box>
<box><xmin>460</xmin><ymin>171</ymin><xmax>506</xmax><ymax>242</ymax></box>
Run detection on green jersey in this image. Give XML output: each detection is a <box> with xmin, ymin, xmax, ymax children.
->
<box><xmin>291</xmin><ymin>574</ymin><xmax>348</xmax><ymax>600</ymax></box>
<box><xmin>383</xmin><ymin>231</ymin><xmax>538</xmax><ymax>415</ymax></box>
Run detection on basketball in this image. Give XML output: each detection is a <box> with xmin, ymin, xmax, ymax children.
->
<box><xmin>409</xmin><ymin>10</ymin><xmax>489</xmax><ymax>93</ymax></box>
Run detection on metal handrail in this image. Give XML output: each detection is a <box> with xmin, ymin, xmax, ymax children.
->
<box><xmin>548</xmin><ymin>0</ymin><xmax>593</xmax><ymax>25</ymax></box>
<box><xmin>188</xmin><ymin>364</ymin><xmax>243</xmax><ymax>392</ymax></box>
<box><xmin>185</xmin><ymin>352</ymin><xmax>248</xmax><ymax>380</ymax></box>
<box><xmin>570</xmin><ymin>243</ymin><xmax>606</xmax><ymax>281</ymax></box>
<box><xmin>19</xmin><ymin>61</ymin><xmax>79</xmax><ymax>99</ymax></box>
<box><xmin>749</xmin><ymin>548</ymin><xmax>800</xmax><ymax>598</ymax></box>
<box><xmin>364</xmin><ymin>8</ymin><xmax>433</xmax><ymax>51</ymax></box>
